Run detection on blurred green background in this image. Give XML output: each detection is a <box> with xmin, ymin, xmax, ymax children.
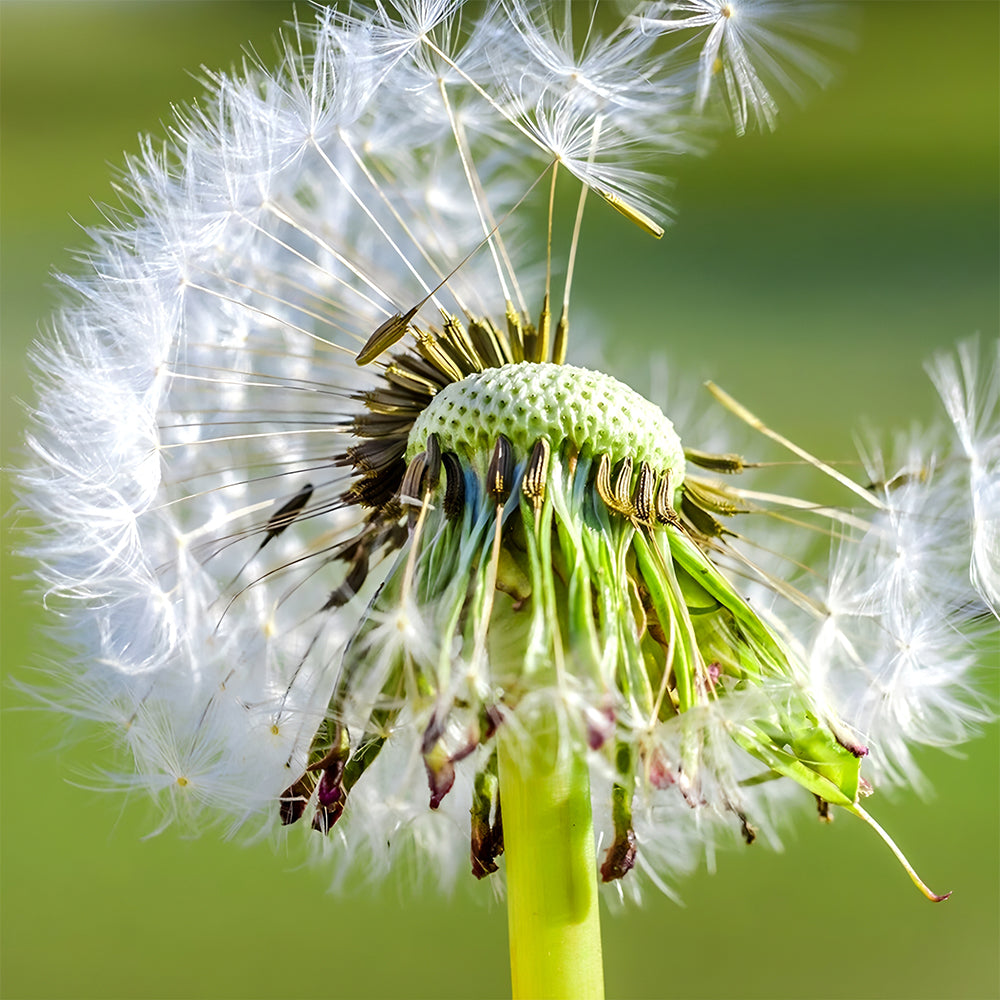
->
<box><xmin>1</xmin><ymin>3</ymin><xmax>997</xmax><ymax>999</ymax></box>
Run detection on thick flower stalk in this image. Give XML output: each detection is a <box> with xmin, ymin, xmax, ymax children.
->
<box><xmin>18</xmin><ymin>1</ymin><xmax>998</xmax><ymax>996</ymax></box>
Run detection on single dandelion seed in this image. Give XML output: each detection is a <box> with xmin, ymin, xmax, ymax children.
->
<box><xmin>16</xmin><ymin>2</ymin><xmax>997</xmax><ymax>998</ymax></box>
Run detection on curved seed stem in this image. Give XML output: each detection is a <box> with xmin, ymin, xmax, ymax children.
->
<box><xmin>849</xmin><ymin>803</ymin><xmax>952</xmax><ymax>902</ymax></box>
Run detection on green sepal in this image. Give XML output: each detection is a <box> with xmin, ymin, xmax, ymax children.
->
<box><xmin>666</xmin><ymin>529</ymin><xmax>784</xmax><ymax>661</ymax></box>
<box><xmin>631</xmin><ymin>529</ymin><xmax>698</xmax><ymax>712</ymax></box>
<box><xmin>787</xmin><ymin>726</ymin><xmax>862</xmax><ymax>803</ymax></box>
<box><xmin>672</xmin><ymin>559</ymin><xmax>723</xmax><ymax>615</ymax></box>
<box><xmin>732</xmin><ymin>724</ymin><xmax>861</xmax><ymax>807</ymax></box>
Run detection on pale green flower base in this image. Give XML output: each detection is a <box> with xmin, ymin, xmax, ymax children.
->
<box><xmin>498</xmin><ymin>721</ymin><xmax>605</xmax><ymax>999</ymax></box>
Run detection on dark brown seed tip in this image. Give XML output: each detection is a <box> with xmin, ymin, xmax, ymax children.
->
<box><xmin>278</xmin><ymin>778</ymin><xmax>311</xmax><ymax>826</ymax></box>
<box><xmin>356</xmin><ymin>306</ymin><xmax>419</xmax><ymax>366</ymax></box>
<box><xmin>600</xmin><ymin>828</ymin><xmax>637</xmax><ymax>882</ymax></box>
<box><xmin>487</xmin><ymin>435</ymin><xmax>514</xmax><ymax>503</ymax></box>
<box><xmin>425</xmin><ymin>757</ymin><xmax>456</xmax><ymax>810</ymax></box>
<box><xmin>815</xmin><ymin>796</ymin><xmax>833</xmax><ymax>823</ymax></box>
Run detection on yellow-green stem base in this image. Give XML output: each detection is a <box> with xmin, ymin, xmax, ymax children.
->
<box><xmin>498</xmin><ymin>721</ymin><xmax>605</xmax><ymax>1000</ymax></box>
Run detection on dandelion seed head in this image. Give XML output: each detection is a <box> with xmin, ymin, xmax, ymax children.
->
<box><xmin>16</xmin><ymin>0</ymin><xmax>995</xmax><ymax>904</ymax></box>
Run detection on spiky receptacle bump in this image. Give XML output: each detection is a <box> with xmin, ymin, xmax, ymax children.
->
<box><xmin>407</xmin><ymin>362</ymin><xmax>686</xmax><ymax>480</ymax></box>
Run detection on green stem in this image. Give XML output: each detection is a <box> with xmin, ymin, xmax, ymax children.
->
<box><xmin>498</xmin><ymin>719</ymin><xmax>605</xmax><ymax>1000</ymax></box>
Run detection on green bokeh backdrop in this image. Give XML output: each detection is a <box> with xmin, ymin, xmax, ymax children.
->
<box><xmin>2</xmin><ymin>3</ymin><xmax>997</xmax><ymax>999</ymax></box>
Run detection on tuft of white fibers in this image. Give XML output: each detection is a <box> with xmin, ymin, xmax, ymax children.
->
<box><xmin>16</xmin><ymin>0</ymin><xmax>996</xmax><ymax>902</ymax></box>
<box><xmin>804</xmin><ymin>340</ymin><xmax>999</xmax><ymax>787</ymax></box>
<box><xmin>926</xmin><ymin>337</ymin><xmax>1000</xmax><ymax>614</ymax></box>
<box><xmin>638</xmin><ymin>0</ymin><xmax>851</xmax><ymax>134</ymax></box>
